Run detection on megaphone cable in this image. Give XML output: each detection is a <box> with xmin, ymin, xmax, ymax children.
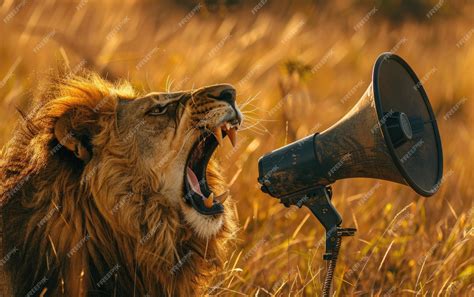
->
<box><xmin>322</xmin><ymin>235</ymin><xmax>341</xmax><ymax>297</ymax></box>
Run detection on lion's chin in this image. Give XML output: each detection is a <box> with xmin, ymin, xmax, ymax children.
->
<box><xmin>182</xmin><ymin>204</ymin><xmax>224</xmax><ymax>238</ymax></box>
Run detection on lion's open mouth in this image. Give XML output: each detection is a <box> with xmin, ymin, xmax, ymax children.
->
<box><xmin>184</xmin><ymin>120</ymin><xmax>239</xmax><ymax>216</ymax></box>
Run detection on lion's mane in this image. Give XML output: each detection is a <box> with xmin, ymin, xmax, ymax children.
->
<box><xmin>0</xmin><ymin>73</ymin><xmax>236</xmax><ymax>296</ymax></box>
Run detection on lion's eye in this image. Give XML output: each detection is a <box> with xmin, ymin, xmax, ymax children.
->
<box><xmin>147</xmin><ymin>105</ymin><xmax>168</xmax><ymax>116</ymax></box>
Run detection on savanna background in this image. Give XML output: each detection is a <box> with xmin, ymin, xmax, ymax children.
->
<box><xmin>0</xmin><ymin>0</ymin><xmax>473</xmax><ymax>296</ymax></box>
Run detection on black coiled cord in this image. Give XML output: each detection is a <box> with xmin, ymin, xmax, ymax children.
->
<box><xmin>322</xmin><ymin>236</ymin><xmax>342</xmax><ymax>297</ymax></box>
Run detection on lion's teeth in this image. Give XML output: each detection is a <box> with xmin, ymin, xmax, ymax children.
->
<box><xmin>213</xmin><ymin>127</ymin><xmax>223</xmax><ymax>146</ymax></box>
<box><xmin>220</xmin><ymin>195</ymin><xmax>228</xmax><ymax>204</ymax></box>
<box><xmin>215</xmin><ymin>190</ymin><xmax>229</xmax><ymax>204</ymax></box>
<box><xmin>203</xmin><ymin>192</ymin><xmax>214</xmax><ymax>208</ymax></box>
<box><xmin>225</xmin><ymin>122</ymin><xmax>231</xmax><ymax>130</ymax></box>
<box><xmin>227</xmin><ymin>127</ymin><xmax>237</xmax><ymax>147</ymax></box>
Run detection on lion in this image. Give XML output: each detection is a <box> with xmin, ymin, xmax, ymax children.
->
<box><xmin>0</xmin><ymin>72</ymin><xmax>241</xmax><ymax>296</ymax></box>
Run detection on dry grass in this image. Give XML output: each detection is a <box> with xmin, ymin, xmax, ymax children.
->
<box><xmin>1</xmin><ymin>1</ymin><xmax>473</xmax><ymax>296</ymax></box>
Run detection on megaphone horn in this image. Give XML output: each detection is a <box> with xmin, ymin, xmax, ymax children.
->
<box><xmin>258</xmin><ymin>53</ymin><xmax>443</xmax><ymax>199</ymax></box>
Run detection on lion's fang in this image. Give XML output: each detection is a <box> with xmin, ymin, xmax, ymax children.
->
<box><xmin>203</xmin><ymin>192</ymin><xmax>214</xmax><ymax>208</ymax></box>
<box><xmin>215</xmin><ymin>190</ymin><xmax>229</xmax><ymax>204</ymax></box>
<box><xmin>227</xmin><ymin>127</ymin><xmax>237</xmax><ymax>147</ymax></box>
<box><xmin>213</xmin><ymin>127</ymin><xmax>223</xmax><ymax>146</ymax></box>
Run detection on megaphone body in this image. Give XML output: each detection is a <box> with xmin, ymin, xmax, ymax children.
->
<box><xmin>258</xmin><ymin>53</ymin><xmax>443</xmax><ymax>200</ymax></box>
<box><xmin>257</xmin><ymin>52</ymin><xmax>443</xmax><ymax>297</ymax></box>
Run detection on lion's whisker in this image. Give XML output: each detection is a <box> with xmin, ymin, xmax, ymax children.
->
<box><xmin>237</xmin><ymin>92</ymin><xmax>260</xmax><ymax>110</ymax></box>
<box><xmin>238</xmin><ymin>124</ymin><xmax>269</xmax><ymax>135</ymax></box>
<box><xmin>239</xmin><ymin>115</ymin><xmax>275</xmax><ymax>123</ymax></box>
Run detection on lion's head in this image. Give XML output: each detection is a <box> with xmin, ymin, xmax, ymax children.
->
<box><xmin>110</xmin><ymin>82</ymin><xmax>241</xmax><ymax>238</ymax></box>
<box><xmin>0</xmin><ymin>73</ymin><xmax>241</xmax><ymax>296</ymax></box>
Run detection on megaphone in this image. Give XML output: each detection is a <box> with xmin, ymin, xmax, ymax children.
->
<box><xmin>257</xmin><ymin>53</ymin><xmax>443</xmax><ymax>296</ymax></box>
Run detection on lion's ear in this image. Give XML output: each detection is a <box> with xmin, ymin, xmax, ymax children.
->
<box><xmin>54</xmin><ymin>115</ymin><xmax>92</xmax><ymax>162</ymax></box>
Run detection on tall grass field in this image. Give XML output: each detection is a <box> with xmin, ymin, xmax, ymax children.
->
<box><xmin>1</xmin><ymin>1</ymin><xmax>473</xmax><ymax>295</ymax></box>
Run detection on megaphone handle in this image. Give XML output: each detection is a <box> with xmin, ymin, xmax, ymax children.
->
<box><xmin>303</xmin><ymin>187</ymin><xmax>342</xmax><ymax>258</ymax></box>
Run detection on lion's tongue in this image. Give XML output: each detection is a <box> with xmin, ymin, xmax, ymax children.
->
<box><xmin>186</xmin><ymin>166</ymin><xmax>205</xmax><ymax>198</ymax></box>
<box><xmin>187</xmin><ymin>167</ymin><xmax>215</xmax><ymax>208</ymax></box>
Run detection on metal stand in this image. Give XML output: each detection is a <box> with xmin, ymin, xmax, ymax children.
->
<box><xmin>280</xmin><ymin>186</ymin><xmax>356</xmax><ymax>297</ymax></box>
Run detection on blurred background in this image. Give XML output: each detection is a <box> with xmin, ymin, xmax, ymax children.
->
<box><xmin>1</xmin><ymin>0</ymin><xmax>473</xmax><ymax>295</ymax></box>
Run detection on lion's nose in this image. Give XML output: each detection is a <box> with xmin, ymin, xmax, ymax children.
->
<box><xmin>214</xmin><ymin>88</ymin><xmax>236</xmax><ymax>103</ymax></box>
<box><xmin>196</xmin><ymin>84</ymin><xmax>236</xmax><ymax>105</ymax></box>
<box><xmin>193</xmin><ymin>84</ymin><xmax>242</xmax><ymax>124</ymax></box>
